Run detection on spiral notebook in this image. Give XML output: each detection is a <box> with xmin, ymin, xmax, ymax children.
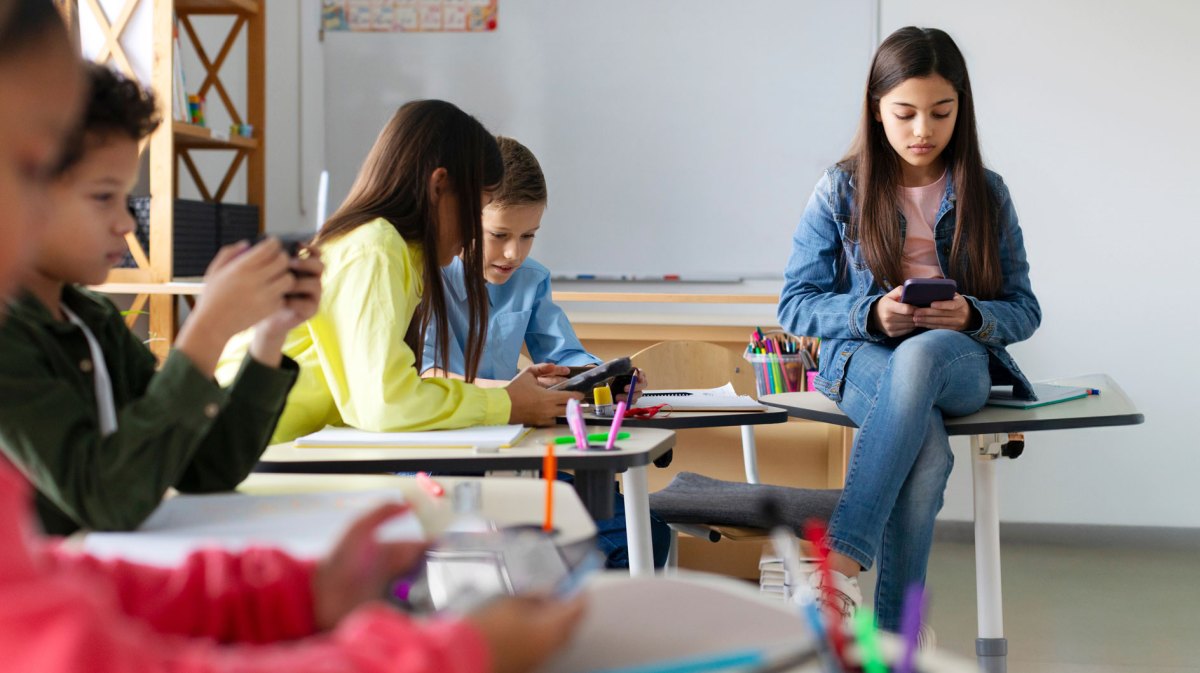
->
<box><xmin>636</xmin><ymin>383</ymin><xmax>768</xmax><ymax>412</ymax></box>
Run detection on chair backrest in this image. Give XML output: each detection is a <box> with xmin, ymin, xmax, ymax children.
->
<box><xmin>629</xmin><ymin>341</ymin><xmax>757</xmax><ymax>394</ymax></box>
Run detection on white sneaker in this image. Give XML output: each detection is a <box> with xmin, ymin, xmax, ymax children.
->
<box><xmin>917</xmin><ymin>623</ymin><xmax>937</xmax><ymax>651</ymax></box>
<box><xmin>806</xmin><ymin>569</ymin><xmax>862</xmax><ymax>619</ymax></box>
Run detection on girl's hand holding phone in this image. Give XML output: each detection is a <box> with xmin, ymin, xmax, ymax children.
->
<box><xmin>506</xmin><ymin>368</ymin><xmax>582</xmax><ymax>426</ymax></box>
<box><xmin>912</xmin><ymin>293</ymin><xmax>974</xmax><ymax>331</ymax></box>
<box><xmin>312</xmin><ymin>502</ymin><xmax>428</xmax><ymax>631</ymax></box>
<box><xmin>531</xmin><ymin>362</ymin><xmax>573</xmax><ymax>388</ymax></box>
<box><xmin>869</xmin><ymin>286</ymin><xmax>917</xmax><ymax>337</ymax></box>
<box><xmin>466</xmin><ymin>594</ymin><xmax>586</xmax><ymax>673</ymax></box>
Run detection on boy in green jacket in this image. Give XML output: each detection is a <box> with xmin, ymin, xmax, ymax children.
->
<box><xmin>0</xmin><ymin>64</ymin><xmax>323</xmax><ymax>535</ymax></box>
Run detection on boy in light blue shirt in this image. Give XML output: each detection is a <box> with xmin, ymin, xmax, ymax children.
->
<box><xmin>420</xmin><ymin>136</ymin><xmax>601</xmax><ymax>385</ymax></box>
<box><xmin>420</xmin><ymin>256</ymin><xmax>600</xmax><ymax>383</ymax></box>
<box><xmin>421</xmin><ymin>136</ymin><xmax>667</xmax><ymax>569</ymax></box>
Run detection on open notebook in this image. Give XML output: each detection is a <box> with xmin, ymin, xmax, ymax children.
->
<box><xmin>85</xmin><ymin>490</ymin><xmax>423</xmax><ymax>567</ymax></box>
<box><xmin>294</xmin><ymin>424</ymin><xmax>530</xmax><ymax>449</ymax></box>
<box><xmin>986</xmin><ymin>383</ymin><xmax>1093</xmax><ymax>409</ymax></box>
<box><xmin>636</xmin><ymin>383</ymin><xmax>768</xmax><ymax>412</ymax></box>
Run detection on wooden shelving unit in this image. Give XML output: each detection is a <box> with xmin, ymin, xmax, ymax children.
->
<box><xmin>81</xmin><ymin>0</ymin><xmax>266</xmax><ymax>357</ymax></box>
<box><xmin>173</xmin><ymin>121</ymin><xmax>260</xmax><ymax>151</ymax></box>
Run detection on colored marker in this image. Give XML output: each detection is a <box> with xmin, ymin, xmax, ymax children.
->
<box><xmin>898</xmin><ymin>583</ymin><xmax>926</xmax><ymax>673</ymax></box>
<box><xmin>852</xmin><ymin>611</ymin><xmax>887</xmax><ymax>673</ymax></box>
<box><xmin>804</xmin><ymin>520</ymin><xmax>847</xmax><ymax>664</ymax></box>
<box><xmin>415</xmin><ymin>471</ymin><xmax>444</xmax><ymax>498</ymax></box>
<box><xmin>543</xmin><ymin>442</ymin><xmax>556</xmax><ymax>533</ymax></box>
<box><xmin>566</xmin><ymin>398</ymin><xmax>588</xmax><ymax>449</ymax></box>
<box><xmin>606</xmin><ymin>401</ymin><xmax>628</xmax><ymax>450</ymax></box>
<box><xmin>554</xmin><ymin>431</ymin><xmax>630</xmax><ymax>445</ymax></box>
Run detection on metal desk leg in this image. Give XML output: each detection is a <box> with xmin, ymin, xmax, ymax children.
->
<box><xmin>621</xmin><ymin>465</ymin><xmax>654</xmax><ymax>576</ymax></box>
<box><xmin>740</xmin><ymin>425</ymin><xmax>760</xmax><ymax>484</ymax></box>
<box><xmin>972</xmin><ymin>433</ymin><xmax>1007</xmax><ymax>673</ymax></box>
<box><xmin>573</xmin><ymin>469</ymin><xmax>615</xmax><ymax>520</ymax></box>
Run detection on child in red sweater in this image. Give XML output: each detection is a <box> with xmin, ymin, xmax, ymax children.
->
<box><xmin>0</xmin><ymin>3</ymin><xmax>583</xmax><ymax>672</ymax></box>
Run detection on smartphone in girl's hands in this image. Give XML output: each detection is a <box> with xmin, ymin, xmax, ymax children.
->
<box><xmin>899</xmin><ymin>278</ymin><xmax>957</xmax><ymax>307</ymax></box>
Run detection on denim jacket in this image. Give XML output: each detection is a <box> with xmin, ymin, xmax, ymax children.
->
<box><xmin>777</xmin><ymin>165</ymin><xmax>1041</xmax><ymax>402</ymax></box>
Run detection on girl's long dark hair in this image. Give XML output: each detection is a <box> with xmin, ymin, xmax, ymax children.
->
<box><xmin>317</xmin><ymin>100</ymin><xmax>502</xmax><ymax>381</ymax></box>
<box><xmin>842</xmin><ymin>27</ymin><xmax>1001</xmax><ymax>299</ymax></box>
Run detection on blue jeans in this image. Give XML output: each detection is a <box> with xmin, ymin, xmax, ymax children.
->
<box><xmin>828</xmin><ymin>330</ymin><xmax>990</xmax><ymax>631</ymax></box>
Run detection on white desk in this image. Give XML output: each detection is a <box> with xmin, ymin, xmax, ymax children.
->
<box><xmin>255</xmin><ymin>427</ymin><xmax>677</xmax><ymax>576</ymax></box>
<box><xmin>541</xmin><ymin>570</ymin><xmax>979</xmax><ymax>673</ymax></box>
<box><xmin>239</xmin><ymin>473</ymin><xmax>597</xmax><ymax>547</ymax></box>
<box><xmin>764</xmin><ymin>373</ymin><xmax>1144</xmax><ymax>673</ymax></box>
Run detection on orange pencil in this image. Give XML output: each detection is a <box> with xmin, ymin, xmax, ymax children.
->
<box><xmin>543</xmin><ymin>441</ymin><xmax>556</xmax><ymax>532</ymax></box>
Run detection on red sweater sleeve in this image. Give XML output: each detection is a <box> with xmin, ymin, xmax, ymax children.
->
<box><xmin>43</xmin><ymin>546</ymin><xmax>318</xmax><ymax>643</ymax></box>
<box><xmin>0</xmin><ymin>461</ymin><xmax>491</xmax><ymax>673</ymax></box>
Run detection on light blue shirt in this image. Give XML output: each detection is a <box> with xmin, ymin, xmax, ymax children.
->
<box><xmin>421</xmin><ymin>257</ymin><xmax>602</xmax><ymax>380</ymax></box>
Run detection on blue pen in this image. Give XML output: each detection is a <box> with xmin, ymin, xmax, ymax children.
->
<box><xmin>626</xmin><ymin>371</ymin><xmax>638</xmax><ymax>406</ymax></box>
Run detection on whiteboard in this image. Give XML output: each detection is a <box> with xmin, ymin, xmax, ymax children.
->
<box><xmin>322</xmin><ymin>1</ymin><xmax>877</xmax><ymax>279</ymax></box>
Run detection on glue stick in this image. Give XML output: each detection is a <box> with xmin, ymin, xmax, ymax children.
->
<box><xmin>593</xmin><ymin>384</ymin><xmax>614</xmax><ymax>417</ymax></box>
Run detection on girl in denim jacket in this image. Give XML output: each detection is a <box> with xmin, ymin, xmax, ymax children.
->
<box><xmin>777</xmin><ymin>27</ymin><xmax>1041</xmax><ymax>637</ymax></box>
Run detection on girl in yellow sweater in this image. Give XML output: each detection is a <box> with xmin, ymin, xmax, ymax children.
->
<box><xmin>219</xmin><ymin>100</ymin><xmax>579</xmax><ymax>442</ymax></box>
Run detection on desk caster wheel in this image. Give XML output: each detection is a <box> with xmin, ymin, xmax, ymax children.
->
<box><xmin>1001</xmin><ymin>433</ymin><xmax>1025</xmax><ymax>459</ymax></box>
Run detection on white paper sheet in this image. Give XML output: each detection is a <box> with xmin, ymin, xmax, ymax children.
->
<box><xmin>294</xmin><ymin>424</ymin><xmax>528</xmax><ymax>449</ymax></box>
<box><xmin>85</xmin><ymin>489</ymin><xmax>423</xmax><ymax>567</ymax></box>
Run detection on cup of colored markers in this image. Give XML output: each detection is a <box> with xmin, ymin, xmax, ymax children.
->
<box><xmin>744</xmin><ymin>330</ymin><xmax>809</xmax><ymax>396</ymax></box>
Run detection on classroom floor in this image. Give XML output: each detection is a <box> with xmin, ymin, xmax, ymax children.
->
<box><xmin>854</xmin><ymin>538</ymin><xmax>1200</xmax><ymax>673</ymax></box>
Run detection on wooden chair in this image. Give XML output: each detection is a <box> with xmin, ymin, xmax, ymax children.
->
<box><xmin>630</xmin><ymin>340</ymin><xmax>763</xmax><ymax>483</ymax></box>
<box><xmin>629</xmin><ymin>340</ymin><xmax>782</xmax><ymax>567</ymax></box>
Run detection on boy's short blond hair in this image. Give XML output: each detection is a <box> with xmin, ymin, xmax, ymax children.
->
<box><xmin>491</xmin><ymin>136</ymin><xmax>547</xmax><ymax>208</ymax></box>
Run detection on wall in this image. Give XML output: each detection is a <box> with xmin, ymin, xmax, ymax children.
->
<box><xmin>175</xmin><ymin>0</ymin><xmax>325</xmax><ymax>235</ymax></box>
<box><xmin>311</xmin><ymin>1</ymin><xmax>1197</xmax><ymax>528</ymax></box>
<box><xmin>320</xmin><ymin>0</ymin><xmax>878</xmax><ymax>279</ymax></box>
<box><xmin>878</xmin><ymin>1</ymin><xmax>1199</xmax><ymax>526</ymax></box>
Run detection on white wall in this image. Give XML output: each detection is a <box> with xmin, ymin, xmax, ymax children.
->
<box><xmin>320</xmin><ymin>0</ymin><xmax>877</xmax><ymax>279</ymax></box>
<box><xmin>263</xmin><ymin>0</ymin><xmax>326</xmax><ymax>235</ymax></box>
<box><xmin>310</xmin><ymin>1</ymin><xmax>1198</xmax><ymax>528</ymax></box>
<box><xmin>175</xmin><ymin>1</ymin><xmax>325</xmax><ymax>234</ymax></box>
<box><xmin>876</xmin><ymin>1</ymin><xmax>1199</xmax><ymax>526</ymax></box>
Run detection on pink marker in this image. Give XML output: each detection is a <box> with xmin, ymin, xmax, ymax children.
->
<box><xmin>566</xmin><ymin>398</ymin><xmax>588</xmax><ymax>449</ymax></box>
<box><xmin>605</xmin><ymin>401</ymin><xmax>628</xmax><ymax>450</ymax></box>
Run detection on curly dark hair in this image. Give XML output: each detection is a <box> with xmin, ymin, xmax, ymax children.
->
<box><xmin>55</xmin><ymin>63</ymin><xmax>160</xmax><ymax>175</ymax></box>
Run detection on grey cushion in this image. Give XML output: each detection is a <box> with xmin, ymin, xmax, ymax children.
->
<box><xmin>649</xmin><ymin>472</ymin><xmax>841</xmax><ymax>535</ymax></box>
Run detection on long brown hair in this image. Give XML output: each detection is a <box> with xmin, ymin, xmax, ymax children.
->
<box><xmin>843</xmin><ymin>27</ymin><xmax>1001</xmax><ymax>299</ymax></box>
<box><xmin>316</xmin><ymin>100</ymin><xmax>503</xmax><ymax>381</ymax></box>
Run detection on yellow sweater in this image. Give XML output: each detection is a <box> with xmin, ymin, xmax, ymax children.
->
<box><xmin>217</xmin><ymin>218</ymin><xmax>512</xmax><ymax>443</ymax></box>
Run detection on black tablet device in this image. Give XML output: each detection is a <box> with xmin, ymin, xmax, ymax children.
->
<box><xmin>547</xmin><ymin>357</ymin><xmax>633</xmax><ymax>392</ymax></box>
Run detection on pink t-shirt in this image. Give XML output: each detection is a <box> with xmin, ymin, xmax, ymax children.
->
<box><xmin>899</xmin><ymin>171</ymin><xmax>947</xmax><ymax>280</ymax></box>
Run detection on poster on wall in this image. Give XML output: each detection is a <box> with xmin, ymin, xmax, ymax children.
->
<box><xmin>322</xmin><ymin>0</ymin><xmax>498</xmax><ymax>33</ymax></box>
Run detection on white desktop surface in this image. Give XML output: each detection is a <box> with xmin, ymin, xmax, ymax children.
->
<box><xmin>239</xmin><ymin>473</ymin><xmax>597</xmax><ymax>546</ymax></box>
